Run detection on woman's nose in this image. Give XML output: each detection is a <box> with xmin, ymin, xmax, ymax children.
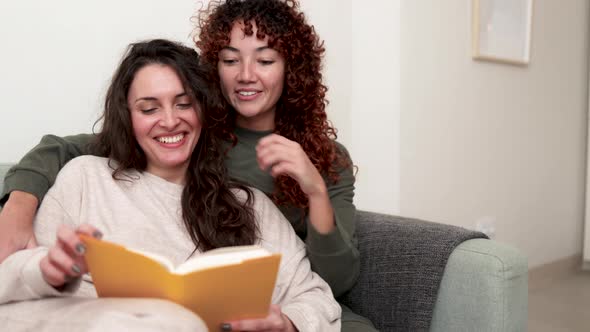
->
<box><xmin>237</xmin><ymin>62</ymin><xmax>255</xmax><ymax>83</ymax></box>
<box><xmin>159</xmin><ymin>108</ymin><xmax>180</xmax><ymax>128</ymax></box>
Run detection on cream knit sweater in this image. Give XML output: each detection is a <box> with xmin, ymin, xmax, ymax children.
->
<box><xmin>0</xmin><ymin>156</ymin><xmax>340</xmax><ymax>331</ymax></box>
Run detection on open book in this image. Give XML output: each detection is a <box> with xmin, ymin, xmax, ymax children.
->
<box><xmin>80</xmin><ymin>235</ymin><xmax>281</xmax><ymax>331</ymax></box>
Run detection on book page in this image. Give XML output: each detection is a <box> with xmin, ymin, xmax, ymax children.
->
<box><xmin>126</xmin><ymin>248</ymin><xmax>175</xmax><ymax>272</ymax></box>
<box><xmin>174</xmin><ymin>245</ymin><xmax>271</xmax><ymax>275</ymax></box>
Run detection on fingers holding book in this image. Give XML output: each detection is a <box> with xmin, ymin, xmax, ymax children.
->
<box><xmin>39</xmin><ymin>224</ymin><xmax>103</xmax><ymax>288</ymax></box>
<box><xmin>221</xmin><ymin>304</ymin><xmax>297</xmax><ymax>332</ymax></box>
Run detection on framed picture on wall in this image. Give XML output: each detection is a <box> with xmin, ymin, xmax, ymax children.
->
<box><xmin>472</xmin><ymin>0</ymin><xmax>534</xmax><ymax>66</ymax></box>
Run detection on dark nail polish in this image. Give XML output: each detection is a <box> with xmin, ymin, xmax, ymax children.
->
<box><xmin>93</xmin><ymin>231</ymin><xmax>103</xmax><ymax>239</ymax></box>
<box><xmin>220</xmin><ymin>323</ymin><xmax>232</xmax><ymax>331</ymax></box>
<box><xmin>72</xmin><ymin>264</ymin><xmax>81</xmax><ymax>274</ymax></box>
<box><xmin>75</xmin><ymin>243</ymin><xmax>86</xmax><ymax>255</ymax></box>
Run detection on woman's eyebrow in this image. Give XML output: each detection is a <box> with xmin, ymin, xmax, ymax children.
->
<box><xmin>134</xmin><ymin>93</ymin><xmax>187</xmax><ymax>104</ymax></box>
<box><xmin>220</xmin><ymin>46</ymin><xmax>271</xmax><ymax>53</ymax></box>
<box><xmin>134</xmin><ymin>96</ymin><xmax>157</xmax><ymax>103</ymax></box>
<box><xmin>221</xmin><ymin>46</ymin><xmax>239</xmax><ymax>52</ymax></box>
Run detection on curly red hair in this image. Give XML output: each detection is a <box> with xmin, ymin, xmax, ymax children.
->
<box><xmin>195</xmin><ymin>0</ymin><xmax>351</xmax><ymax>210</ymax></box>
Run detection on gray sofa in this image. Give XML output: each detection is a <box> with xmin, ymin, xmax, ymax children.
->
<box><xmin>0</xmin><ymin>163</ymin><xmax>528</xmax><ymax>331</ymax></box>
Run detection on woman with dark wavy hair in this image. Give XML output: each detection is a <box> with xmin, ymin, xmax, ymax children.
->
<box><xmin>0</xmin><ymin>39</ymin><xmax>340</xmax><ymax>331</ymax></box>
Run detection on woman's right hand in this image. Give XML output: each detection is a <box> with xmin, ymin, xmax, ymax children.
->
<box><xmin>39</xmin><ymin>224</ymin><xmax>102</xmax><ymax>288</ymax></box>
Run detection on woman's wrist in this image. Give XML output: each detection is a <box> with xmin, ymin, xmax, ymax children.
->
<box><xmin>304</xmin><ymin>177</ymin><xmax>328</xmax><ymax>199</ymax></box>
<box><xmin>307</xmin><ymin>187</ymin><xmax>335</xmax><ymax>234</ymax></box>
<box><xmin>7</xmin><ymin>190</ymin><xmax>39</xmax><ymax>209</ymax></box>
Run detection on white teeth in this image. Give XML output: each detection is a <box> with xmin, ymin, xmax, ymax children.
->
<box><xmin>156</xmin><ymin>134</ymin><xmax>184</xmax><ymax>144</ymax></box>
<box><xmin>238</xmin><ymin>91</ymin><xmax>256</xmax><ymax>96</ymax></box>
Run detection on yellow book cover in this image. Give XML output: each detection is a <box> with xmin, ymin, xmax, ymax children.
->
<box><xmin>80</xmin><ymin>235</ymin><xmax>281</xmax><ymax>331</ymax></box>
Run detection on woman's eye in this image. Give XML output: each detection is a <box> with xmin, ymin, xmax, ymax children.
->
<box><xmin>221</xmin><ymin>59</ymin><xmax>238</xmax><ymax>65</ymax></box>
<box><xmin>259</xmin><ymin>60</ymin><xmax>275</xmax><ymax>65</ymax></box>
<box><xmin>177</xmin><ymin>103</ymin><xmax>192</xmax><ymax>109</ymax></box>
<box><xmin>141</xmin><ymin>108</ymin><xmax>157</xmax><ymax>114</ymax></box>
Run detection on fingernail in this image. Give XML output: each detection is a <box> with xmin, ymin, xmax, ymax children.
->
<box><xmin>93</xmin><ymin>231</ymin><xmax>103</xmax><ymax>239</ymax></box>
<box><xmin>72</xmin><ymin>264</ymin><xmax>81</xmax><ymax>274</ymax></box>
<box><xmin>75</xmin><ymin>243</ymin><xmax>86</xmax><ymax>255</ymax></box>
<box><xmin>220</xmin><ymin>323</ymin><xmax>232</xmax><ymax>331</ymax></box>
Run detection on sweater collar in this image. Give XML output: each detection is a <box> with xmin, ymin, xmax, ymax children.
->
<box><xmin>234</xmin><ymin>126</ymin><xmax>273</xmax><ymax>143</ymax></box>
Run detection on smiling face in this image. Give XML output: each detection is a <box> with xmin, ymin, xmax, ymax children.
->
<box><xmin>217</xmin><ymin>21</ymin><xmax>286</xmax><ymax>131</ymax></box>
<box><xmin>127</xmin><ymin>64</ymin><xmax>202</xmax><ymax>184</ymax></box>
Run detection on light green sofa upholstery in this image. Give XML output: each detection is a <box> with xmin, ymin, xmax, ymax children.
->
<box><xmin>0</xmin><ymin>163</ymin><xmax>528</xmax><ymax>331</ymax></box>
<box><xmin>0</xmin><ymin>164</ymin><xmax>8</xmax><ymax>196</ymax></box>
<box><xmin>431</xmin><ymin>238</ymin><xmax>527</xmax><ymax>331</ymax></box>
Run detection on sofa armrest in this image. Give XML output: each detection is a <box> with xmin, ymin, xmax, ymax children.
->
<box><xmin>431</xmin><ymin>238</ymin><xmax>528</xmax><ymax>332</ymax></box>
<box><xmin>339</xmin><ymin>210</ymin><xmax>488</xmax><ymax>331</ymax></box>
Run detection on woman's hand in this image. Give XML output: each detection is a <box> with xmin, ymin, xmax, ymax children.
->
<box><xmin>256</xmin><ymin>134</ymin><xmax>327</xmax><ymax>198</ymax></box>
<box><xmin>257</xmin><ymin>134</ymin><xmax>335</xmax><ymax>234</ymax></box>
<box><xmin>222</xmin><ymin>304</ymin><xmax>297</xmax><ymax>331</ymax></box>
<box><xmin>0</xmin><ymin>191</ymin><xmax>39</xmax><ymax>263</ymax></box>
<box><xmin>39</xmin><ymin>224</ymin><xmax>102</xmax><ymax>288</ymax></box>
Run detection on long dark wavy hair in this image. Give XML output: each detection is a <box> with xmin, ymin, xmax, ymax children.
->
<box><xmin>195</xmin><ymin>0</ymin><xmax>352</xmax><ymax>210</ymax></box>
<box><xmin>91</xmin><ymin>39</ymin><xmax>258</xmax><ymax>251</ymax></box>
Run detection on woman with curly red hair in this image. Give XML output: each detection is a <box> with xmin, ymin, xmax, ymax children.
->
<box><xmin>195</xmin><ymin>1</ymin><xmax>375</xmax><ymax>331</ymax></box>
<box><xmin>0</xmin><ymin>0</ymin><xmax>375</xmax><ymax>330</ymax></box>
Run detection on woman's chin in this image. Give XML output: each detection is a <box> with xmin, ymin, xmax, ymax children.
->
<box><xmin>151</xmin><ymin>156</ymin><xmax>191</xmax><ymax>170</ymax></box>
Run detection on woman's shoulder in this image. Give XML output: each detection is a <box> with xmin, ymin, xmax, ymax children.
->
<box><xmin>58</xmin><ymin>155</ymin><xmax>110</xmax><ymax>177</ymax></box>
<box><xmin>230</xmin><ymin>185</ymin><xmax>269</xmax><ymax>206</ymax></box>
<box><xmin>67</xmin><ymin>155</ymin><xmax>114</xmax><ymax>174</ymax></box>
<box><xmin>47</xmin><ymin>156</ymin><xmax>113</xmax><ymax>200</ymax></box>
<box><xmin>332</xmin><ymin>140</ymin><xmax>352</xmax><ymax>159</ymax></box>
<box><xmin>62</xmin><ymin>155</ymin><xmax>108</xmax><ymax>168</ymax></box>
<box><xmin>328</xmin><ymin>140</ymin><xmax>354</xmax><ymax>179</ymax></box>
<box><xmin>54</xmin><ymin>156</ymin><xmax>121</xmax><ymax>188</ymax></box>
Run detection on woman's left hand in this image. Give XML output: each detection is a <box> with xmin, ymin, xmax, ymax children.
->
<box><xmin>222</xmin><ymin>304</ymin><xmax>297</xmax><ymax>331</ymax></box>
<box><xmin>256</xmin><ymin>134</ymin><xmax>326</xmax><ymax>197</ymax></box>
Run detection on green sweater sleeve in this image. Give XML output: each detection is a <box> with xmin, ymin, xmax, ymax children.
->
<box><xmin>1</xmin><ymin>133</ymin><xmax>96</xmax><ymax>205</ymax></box>
<box><xmin>304</xmin><ymin>142</ymin><xmax>360</xmax><ymax>298</ymax></box>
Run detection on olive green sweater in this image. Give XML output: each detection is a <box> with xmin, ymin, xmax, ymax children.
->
<box><xmin>1</xmin><ymin>129</ymin><xmax>360</xmax><ymax>297</ymax></box>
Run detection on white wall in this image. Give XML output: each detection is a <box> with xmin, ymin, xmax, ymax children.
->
<box><xmin>0</xmin><ymin>0</ymin><xmax>197</xmax><ymax>162</ymax></box>
<box><xmin>299</xmin><ymin>0</ymin><xmax>352</xmax><ymax>149</ymax></box>
<box><xmin>350</xmin><ymin>0</ymin><xmax>401</xmax><ymax>214</ymax></box>
<box><xmin>302</xmin><ymin>0</ymin><xmax>400</xmax><ymax>215</ymax></box>
<box><xmin>400</xmin><ymin>0</ymin><xmax>590</xmax><ymax>268</ymax></box>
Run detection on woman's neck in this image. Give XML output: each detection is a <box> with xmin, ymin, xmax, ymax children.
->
<box><xmin>235</xmin><ymin>110</ymin><xmax>275</xmax><ymax>131</ymax></box>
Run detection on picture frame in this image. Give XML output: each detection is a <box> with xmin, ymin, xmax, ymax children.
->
<box><xmin>472</xmin><ymin>0</ymin><xmax>534</xmax><ymax>66</ymax></box>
